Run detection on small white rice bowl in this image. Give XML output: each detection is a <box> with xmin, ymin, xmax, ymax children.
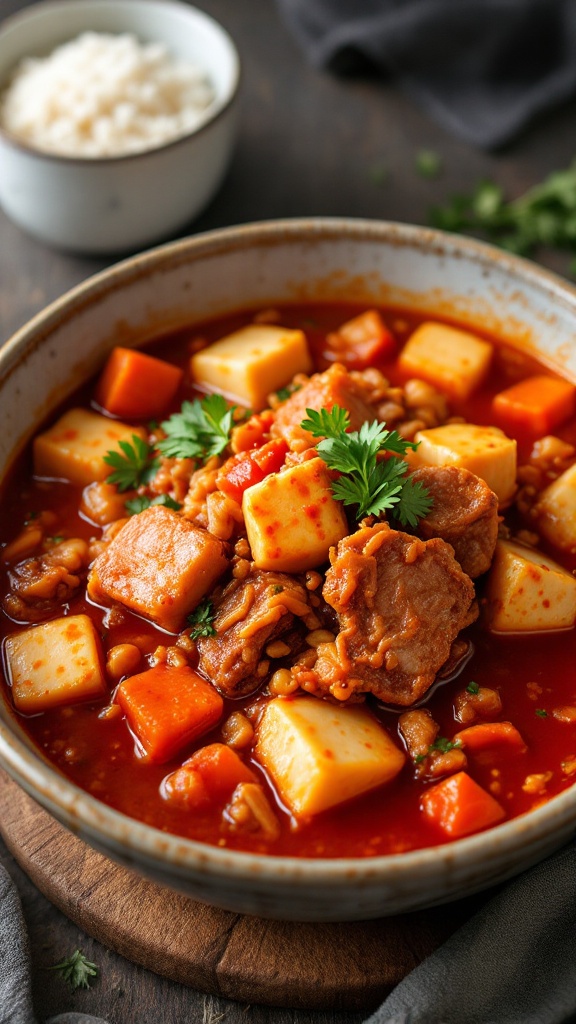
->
<box><xmin>1</xmin><ymin>31</ymin><xmax>217</xmax><ymax>158</ymax></box>
<box><xmin>0</xmin><ymin>0</ymin><xmax>240</xmax><ymax>253</ymax></box>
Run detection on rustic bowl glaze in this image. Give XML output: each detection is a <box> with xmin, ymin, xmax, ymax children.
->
<box><xmin>1</xmin><ymin>219</ymin><xmax>575</xmax><ymax>921</ymax></box>
<box><xmin>0</xmin><ymin>0</ymin><xmax>240</xmax><ymax>254</ymax></box>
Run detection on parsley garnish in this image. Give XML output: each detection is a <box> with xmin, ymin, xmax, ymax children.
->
<box><xmin>300</xmin><ymin>406</ymin><xmax>432</xmax><ymax>525</ymax></box>
<box><xmin>466</xmin><ymin>681</ymin><xmax>480</xmax><ymax>695</ymax></box>
<box><xmin>104</xmin><ymin>435</ymin><xmax>159</xmax><ymax>492</ymax></box>
<box><xmin>535</xmin><ymin>709</ymin><xmax>548</xmax><ymax>718</ymax></box>
<box><xmin>124</xmin><ymin>494</ymin><xmax>182</xmax><ymax>516</ymax></box>
<box><xmin>430</xmin><ymin>736</ymin><xmax>462</xmax><ymax>754</ymax></box>
<box><xmin>187</xmin><ymin>599</ymin><xmax>217</xmax><ymax>639</ymax></box>
<box><xmin>430</xmin><ymin>162</ymin><xmax>576</xmax><ymax>266</ymax></box>
<box><xmin>158</xmin><ymin>395</ymin><xmax>236</xmax><ymax>462</ymax></box>
<box><xmin>48</xmin><ymin>949</ymin><xmax>98</xmax><ymax>990</ymax></box>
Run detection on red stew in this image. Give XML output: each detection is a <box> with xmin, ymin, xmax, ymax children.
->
<box><xmin>1</xmin><ymin>302</ymin><xmax>575</xmax><ymax>858</ymax></box>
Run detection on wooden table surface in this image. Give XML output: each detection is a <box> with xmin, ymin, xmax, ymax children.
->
<box><xmin>1</xmin><ymin>0</ymin><xmax>576</xmax><ymax>1021</ymax></box>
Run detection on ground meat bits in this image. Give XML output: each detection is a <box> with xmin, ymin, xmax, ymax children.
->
<box><xmin>312</xmin><ymin>522</ymin><xmax>478</xmax><ymax>705</ymax></box>
<box><xmin>412</xmin><ymin>466</ymin><xmax>499</xmax><ymax>578</ymax></box>
<box><xmin>197</xmin><ymin>569</ymin><xmax>311</xmax><ymax>696</ymax></box>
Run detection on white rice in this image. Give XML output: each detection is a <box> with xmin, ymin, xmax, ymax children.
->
<box><xmin>0</xmin><ymin>31</ymin><xmax>216</xmax><ymax>157</ymax></box>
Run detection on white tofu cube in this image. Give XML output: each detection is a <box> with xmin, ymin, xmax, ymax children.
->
<box><xmin>33</xmin><ymin>408</ymin><xmax>146</xmax><ymax>487</ymax></box>
<box><xmin>255</xmin><ymin>697</ymin><xmax>405</xmax><ymax>817</ymax></box>
<box><xmin>535</xmin><ymin>463</ymin><xmax>576</xmax><ymax>550</ymax></box>
<box><xmin>242</xmin><ymin>457</ymin><xmax>348</xmax><ymax>572</ymax></box>
<box><xmin>5</xmin><ymin>614</ymin><xmax>107</xmax><ymax>713</ymax></box>
<box><xmin>413</xmin><ymin>423</ymin><xmax>517</xmax><ymax>505</ymax></box>
<box><xmin>485</xmin><ymin>540</ymin><xmax>576</xmax><ymax>632</ymax></box>
<box><xmin>190</xmin><ymin>324</ymin><xmax>313</xmax><ymax>411</ymax></box>
<box><xmin>398</xmin><ymin>322</ymin><xmax>493</xmax><ymax>400</ymax></box>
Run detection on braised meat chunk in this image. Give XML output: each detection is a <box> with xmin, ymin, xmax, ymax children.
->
<box><xmin>271</xmin><ymin>363</ymin><xmax>377</xmax><ymax>450</ymax></box>
<box><xmin>197</xmin><ymin>569</ymin><xmax>311</xmax><ymax>696</ymax></box>
<box><xmin>412</xmin><ymin>465</ymin><xmax>499</xmax><ymax>578</ymax></box>
<box><xmin>313</xmin><ymin>522</ymin><xmax>478</xmax><ymax>706</ymax></box>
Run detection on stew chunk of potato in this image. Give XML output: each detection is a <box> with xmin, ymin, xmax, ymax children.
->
<box><xmin>87</xmin><ymin>505</ymin><xmax>228</xmax><ymax>633</ymax></box>
<box><xmin>243</xmin><ymin>457</ymin><xmax>348</xmax><ymax>572</ymax></box>
<box><xmin>190</xmin><ymin>324</ymin><xmax>312</xmax><ymax>411</ymax></box>
<box><xmin>398</xmin><ymin>322</ymin><xmax>492</xmax><ymax>400</ymax></box>
<box><xmin>412</xmin><ymin>423</ymin><xmax>517</xmax><ymax>505</ymax></box>
<box><xmin>485</xmin><ymin>539</ymin><xmax>576</xmax><ymax>632</ymax></box>
<box><xmin>5</xmin><ymin>614</ymin><xmax>107</xmax><ymax>713</ymax></box>
<box><xmin>255</xmin><ymin>697</ymin><xmax>405</xmax><ymax>817</ymax></box>
<box><xmin>33</xmin><ymin>408</ymin><xmax>146</xmax><ymax>487</ymax></box>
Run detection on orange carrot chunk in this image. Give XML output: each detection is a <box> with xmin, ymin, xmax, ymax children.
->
<box><xmin>421</xmin><ymin>770</ymin><xmax>506</xmax><ymax>838</ymax></box>
<box><xmin>162</xmin><ymin>743</ymin><xmax>257</xmax><ymax>809</ymax></box>
<box><xmin>116</xmin><ymin>663</ymin><xmax>223</xmax><ymax>763</ymax></box>
<box><xmin>96</xmin><ymin>346</ymin><xmax>183</xmax><ymax>419</ymax></box>
<box><xmin>453</xmin><ymin>721</ymin><xmax>527</xmax><ymax>754</ymax></box>
<box><xmin>325</xmin><ymin>310</ymin><xmax>396</xmax><ymax>369</ymax></box>
<box><xmin>492</xmin><ymin>375</ymin><xmax>576</xmax><ymax>436</ymax></box>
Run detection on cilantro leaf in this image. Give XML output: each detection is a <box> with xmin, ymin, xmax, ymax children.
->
<box><xmin>187</xmin><ymin>599</ymin><xmax>217</xmax><ymax>639</ymax></box>
<box><xmin>125</xmin><ymin>494</ymin><xmax>182</xmax><ymax>516</ymax></box>
<box><xmin>466</xmin><ymin>680</ymin><xmax>480</xmax><ymax>695</ymax></box>
<box><xmin>301</xmin><ymin>405</ymin><xmax>431</xmax><ymax>523</ymax></box>
<box><xmin>104</xmin><ymin>435</ymin><xmax>159</xmax><ymax>492</ymax></box>
<box><xmin>158</xmin><ymin>395</ymin><xmax>236</xmax><ymax>462</ymax></box>
<box><xmin>429</xmin><ymin>736</ymin><xmax>462</xmax><ymax>754</ymax></box>
<box><xmin>48</xmin><ymin>949</ymin><xmax>98</xmax><ymax>990</ymax></box>
<box><xmin>429</xmin><ymin>160</ymin><xmax>576</xmax><ymax>270</ymax></box>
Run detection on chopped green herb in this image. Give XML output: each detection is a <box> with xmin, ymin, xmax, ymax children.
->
<box><xmin>466</xmin><ymin>681</ymin><xmax>480</xmax><ymax>695</ymax></box>
<box><xmin>300</xmin><ymin>406</ymin><xmax>433</xmax><ymax>525</ymax></box>
<box><xmin>48</xmin><ymin>949</ymin><xmax>98</xmax><ymax>991</ymax></box>
<box><xmin>535</xmin><ymin>708</ymin><xmax>548</xmax><ymax>718</ymax></box>
<box><xmin>272</xmin><ymin>584</ymin><xmax>284</xmax><ymax>594</ymax></box>
<box><xmin>48</xmin><ymin>535</ymin><xmax>65</xmax><ymax>545</ymax></box>
<box><xmin>104</xmin><ymin>435</ymin><xmax>159</xmax><ymax>492</ymax></box>
<box><xmin>414</xmin><ymin>753</ymin><xmax>426</xmax><ymax>764</ymax></box>
<box><xmin>158</xmin><ymin>394</ymin><xmax>236</xmax><ymax>462</ymax></box>
<box><xmin>429</xmin><ymin>160</ymin><xmax>576</xmax><ymax>267</ymax></box>
<box><xmin>429</xmin><ymin>736</ymin><xmax>463</xmax><ymax>754</ymax></box>
<box><xmin>124</xmin><ymin>494</ymin><xmax>182</xmax><ymax>516</ymax></box>
<box><xmin>416</xmin><ymin>149</ymin><xmax>442</xmax><ymax>178</ymax></box>
<box><xmin>187</xmin><ymin>599</ymin><xmax>217</xmax><ymax>640</ymax></box>
<box><xmin>275</xmin><ymin>386</ymin><xmax>293</xmax><ymax>402</ymax></box>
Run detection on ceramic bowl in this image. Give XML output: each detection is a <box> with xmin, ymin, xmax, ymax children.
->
<box><xmin>0</xmin><ymin>0</ymin><xmax>240</xmax><ymax>254</ymax></box>
<box><xmin>1</xmin><ymin>219</ymin><xmax>576</xmax><ymax>921</ymax></box>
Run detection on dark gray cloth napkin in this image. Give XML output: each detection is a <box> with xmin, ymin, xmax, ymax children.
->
<box><xmin>275</xmin><ymin>0</ymin><xmax>576</xmax><ymax>148</ymax></box>
<box><xmin>2</xmin><ymin>843</ymin><xmax>576</xmax><ymax>1023</ymax></box>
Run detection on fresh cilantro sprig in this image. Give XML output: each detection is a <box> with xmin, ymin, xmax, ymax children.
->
<box><xmin>430</xmin><ymin>161</ymin><xmax>576</xmax><ymax>269</ymax></box>
<box><xmin>415</xmin><ymin>736</ymin><xmax>462</xmax><ymax>764</ymax></box>
<box><xmin>48</xmin><ymin>949</ymin><xmax>98</xmax><ymax>990</ymax></box>
<box><xmin>300</xmin><ymin>406</ymin><xmax>432</xmax><ymax>525</ymax></box>
<box><xmin>125</xmin><ymin>494</ymin><xmax>182</xmax><ymax>516</ymax></box>
<box><xmin>103</xmin><ymin>435</ymin><xmax>159</xmax><ymax>492</ymax></box>
<box><xmin>187</xmin><ymin>599</ymin><xmax>217</xmax><ymax>639</ymax></box>
<box><xmin>158</xmin><ymin>394</ymin><xmax>236</xmax><ymax>462</ymax></box>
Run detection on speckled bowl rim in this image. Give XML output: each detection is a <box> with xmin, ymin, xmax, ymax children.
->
<box><xmin>1</xmin><ymin>217</ymin><xmax>576</xmax><ymax>897</ymax></box>
<box><xmin>0</xmin><ymin>0</ymin><xmax>241</xmax><ymax>164</ymax></box>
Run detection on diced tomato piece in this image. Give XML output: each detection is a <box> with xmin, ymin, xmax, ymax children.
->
<box><xmin>116</xmin><ymin>664</ymin><xmax>223</xmax><ymax>763</ymax></box>
<box><xmin>324</xmin><ymin>310</ymin><xmax>396</xmax><ymax>369</ymax></box>
<box><xmin>421</xmin><ymin>771</ymin><xmax>506</xmax><ymax>838</ymax></box>
<box><xmin>453</xmin><ymin>721</ymin><xmax>527</xmax><ymax>755</ymax></box>
<box><xmin>162</xmin><ymin>743</ymin><xmax>257</xmax><ymax>809</ymax></box>
<box><xmin>231</xmin><ymin>409</ymin><xmax>275</xmax><ymax>453</ymax></box>
<box><xmin>492</xmin><ymin>375</ymin><xmax>576</xmax><ymax>436</ymax></box>
<box><xmin>95</xmin><ymin>346</ymin><xmax>183</xmax><ymax>419</ymax></box>
<box><xmin>218</xmin><ymin>439</ymin><xmax>288</xmax><ymax>502</ymax></box>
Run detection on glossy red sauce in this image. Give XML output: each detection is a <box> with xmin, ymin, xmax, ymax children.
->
<box><xmin>1</xmin><ymin>302</ymin><xmax>575</xmax><ymax>857</ymax></box>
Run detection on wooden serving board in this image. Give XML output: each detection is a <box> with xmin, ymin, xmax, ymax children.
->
<box><xmin>0</xmin><ymin>770</ymin><xmax>476</xmax><ymax>1011</ymax></box>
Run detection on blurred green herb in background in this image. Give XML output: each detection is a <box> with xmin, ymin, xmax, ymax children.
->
<box><xmin>429</xmin><ymin>160</ymin><xmax>576</xmax><ymax>274</ymax></box>
<box><xmin>416</xmin><ymin>149</ymin><xmax>443</xmax><ymax>178</ymax></box>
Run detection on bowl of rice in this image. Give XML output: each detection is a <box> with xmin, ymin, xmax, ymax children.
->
<box><xmin>0</xmin><ymin>0</ymin><xmax>240</xmax><ymax>254</ymax></box>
